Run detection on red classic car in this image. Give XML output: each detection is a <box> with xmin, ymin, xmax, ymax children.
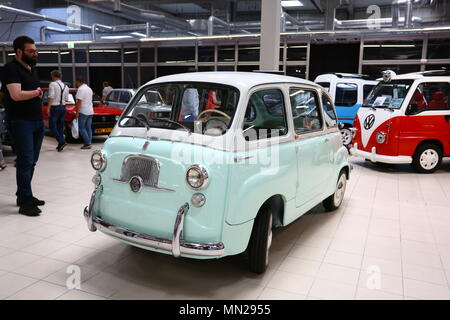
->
<box><xmin>41</xmin><ymin>88</ymin><xmax>123</xmax><ymax>142</ymax></box>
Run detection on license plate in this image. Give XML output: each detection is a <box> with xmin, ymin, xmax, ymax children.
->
<box><xmin>95</xmin><ymin>128</ymin><xmax>113</xmax><ymax>134</ymax></box>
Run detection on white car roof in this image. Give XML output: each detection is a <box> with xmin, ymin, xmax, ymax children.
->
<box><xmin>111</xmin><ymin>88</ymin><xmax>136</xmax><ymax>93</ymax></box>
<box><xmin>314</xmin><ymin>73</ymin><xmax>378</xmax><ymax>84</ymax></box>
<box><xmin>146</xmin><ymin>71</ymin><xmax>320</xmax><ymax>91</ymax></box>
<box><xmin>376</xmin><ymin>71</ymin><xmax>450</xmax><ymax>81</ymax></box>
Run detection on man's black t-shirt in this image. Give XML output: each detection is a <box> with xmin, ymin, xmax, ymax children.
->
<box><xmin>2</xmin><ymin>59</ymin><xmax>42</xmax><ymax>121</ymax></box>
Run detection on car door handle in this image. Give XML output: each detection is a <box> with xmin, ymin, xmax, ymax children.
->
<box><xmin>445</xmin><ymin>115</ymin><xmax>450</xmax><ymax>122</ymax></box>
<box><xmin>324</xmin><ymin>138</ymin><xmax>330</xmax><ymax>143</ymax></box>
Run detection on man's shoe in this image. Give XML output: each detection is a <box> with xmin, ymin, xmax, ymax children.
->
<box><xmin>17</xmin><ymin>197</ymin><xmax>46</xmax><ymax>207</ymax></box>
<box><xmin>19</xmin><ymin>206</ymin><xmax>41</xmax><ymax>217</ymax></box>
<box><xmin>81</xmin><ymin>144</ymin><xmax>92</xmax><ymax>150</ymax></box>
<box><xmin>57</xmin><ymin>143</ymin><xmax>68</xmax><ymax>152</ymax></box>
<box><xmin>32</xmin><ymin>197</ymin><xmax>45</xmax><ymax>206</ymax></box>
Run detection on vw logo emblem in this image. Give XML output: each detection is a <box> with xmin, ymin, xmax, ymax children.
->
<box><xmin>364</xmin><ymin>114</ymin><xmax>375</xmax><ymax>130</ymax></box>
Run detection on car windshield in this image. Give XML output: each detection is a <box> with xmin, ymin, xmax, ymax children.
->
<box><xmin>363</xmin><ymin>80</ymin><xmax>413</xmax><ymax>109</ymax></box>
<box><xmin>119</xmin><ymin>82</ymin><xmax>240</xmax><ymax>136</ymax></box>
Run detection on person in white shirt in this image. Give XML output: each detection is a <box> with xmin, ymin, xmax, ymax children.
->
<box><xmin>102</xmin><ymin>81</ymin><xmax>113</xmax><ymax>101</ymax></box>
<box><xmin>181</xmin><ymin>88</ymin><xmax>199</xmax><ymax>121</ymax></box>
<box><xmin>75</xmin><ymin>76</ymin><xmax>94</xmax><ymax>149</ymax></box>
<box><xmin>48</xmin><ymin>70</ymin><xmax>69</xmax><ymax>152</ymax></box>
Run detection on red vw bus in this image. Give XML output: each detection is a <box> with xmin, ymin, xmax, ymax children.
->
<box><xmin>351</xmin><ymin>70</ymin><xmax>450</xmax><ymax>173</ymax></box>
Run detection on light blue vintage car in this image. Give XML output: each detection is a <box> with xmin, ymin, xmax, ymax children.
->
<box><xmin>84</xmin><ymin>72</ymin><xmax>351</xmax><ymax>273</ymax></box>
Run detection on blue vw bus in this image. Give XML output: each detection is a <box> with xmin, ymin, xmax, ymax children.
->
<box><xmin>315</xmin><ymin>73</ymin><xmax>378</xmax><ymax>145</ymax></box>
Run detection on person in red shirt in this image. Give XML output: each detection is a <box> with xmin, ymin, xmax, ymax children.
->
<box><xmin>205</xmin><ymin>89</ymin><xmax>221</xmax><ymax>110</ymax></box>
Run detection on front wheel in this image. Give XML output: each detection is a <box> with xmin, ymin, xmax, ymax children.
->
<box><xmin>247</xmin><ymin>206</ymin><xmax>273</xmax><ymax>274</ymax></box>
<box><xmin>340</xmin><ymin>127</ymin><xmax>353</xmax><ymax>146</ymax></box>
<box><xmin>412</xmin><ymin>143</ymin><xmax>442</xmax><ymax>173</ymax></box>
<box><xmin>323</xmin><ymin>170</ymin><xmax>347</xmax><ymax>211</ymax></box>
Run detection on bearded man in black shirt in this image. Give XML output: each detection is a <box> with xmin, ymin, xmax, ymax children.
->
<box><xmin>2</xmin><ymin>36</ymin><xmax>45</xmax><ymax>216</ymax></box>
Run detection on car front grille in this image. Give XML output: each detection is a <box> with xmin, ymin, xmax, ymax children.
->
<box><xmin>119</xmin><ymin>155</ymin><xmax>160</xmax><ymax>187</ymax></box>
<box><xmin>93</xmin><ymin>115</ymin><xmax>117</xmax><ymax>123</ymax></box>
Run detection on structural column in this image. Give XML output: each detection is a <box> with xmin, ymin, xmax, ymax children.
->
<box><xmin>259</xmin><ymin>0</ymin><xmax>281</xmax><ymax>71</ymax></box>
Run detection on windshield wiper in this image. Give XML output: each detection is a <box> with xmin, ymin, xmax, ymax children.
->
<box><xmin>363</xmin><ymin>104</ymin><xmax>377</xmax><ymax>111</ymax></box>
<box><xmin>121</xmin><ymin>115</ymin><xmax>150</xmax><ymax>130</ymax></box>
<box><xmin>122</xmin><ymin>114</ymin><xmax>191</xmax><ymax>134</ymax></box>
<box><xmin>150</xmin><ymin>118</ymin><xmax>191</xmax><ymax>134</ymax></box>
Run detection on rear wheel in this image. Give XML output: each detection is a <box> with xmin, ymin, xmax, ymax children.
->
<box><xmin>412</xmin><ymin>143</ymin><xmax>442</xmax><ymax>173</ymax></box>
<box><xmin>323</xmin><ymin>170</ymin><xmax>347</xmax><ymax>211</ymax></box>
<box><xmin>247</xmin><ymin>206</ymin><xmax>273</xmax><ymax>274</ymax></box>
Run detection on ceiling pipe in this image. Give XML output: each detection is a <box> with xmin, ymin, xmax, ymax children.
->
<box><xmin>392</xmin><ymin>1</ymin><xmax>400</xmax><ymax>28</ymax></box>
<box><xmin>146</xmin><ymin>22</ymin><xmax>151</xmax><ymax>37</ymax></box>
<box><xmin>0</xmin><ymin>5</ymin><xmax>158</xmax><ymax>42</ymax></box>
<box><xmin>208</xmin><ymin>12</ymin><xmax>316</xmax><ymax>35</ymax></box>
<box><xmin>114</xmin><ymin>1</ymin><xmax>190</xmax><ymax>31</ymax></box>
<box><xmin>207</xmin><ymin>16</ymin><xmax>251</xmax><ymax>35</ymax></box>
<box><xmin>92</xmin><ymin>23</ymin><xmax>114</xmax><ymax>40</ymax></box>
<box><xmin>334</xmin><ymin>16</ymin><xmax>422</xmax><ymax>29</ymax></box>
<box><xmin>0</xmin><ymin>4</ymin><xmax>92</xmax><ymax>31</ymax></box>
<box><xmin>310</xmin><ymin>0</ymin><xmax>325</xmax><ymax>13</ymax></box>
<box><xmin>68</xmin><ymin>0</ymin><xmax>198</xmax><ymax>36</ymax></box>
<box><xmin>114</xmin><ymin>0</ymin><xmax>121</xmax><ymax>13</ymax></box>
<box><xmin>405</xmin><ymin>0</ymin><xmax>414</xmax><ymax>28</ymax></box>
<box><xmin>207</xmin><ymin>15</ymin><xmax>230</xmax><ymax>35</ymax></box>
<box><xmin>281</xmin><ymin>12</ymin><xmax>311</xmax><ymax>32</ymax></box>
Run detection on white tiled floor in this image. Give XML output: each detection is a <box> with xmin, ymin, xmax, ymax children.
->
<box><xmin>0</xmin><ymin>136</ymin><xmax>450</xmax><ymax>300</ymax></box>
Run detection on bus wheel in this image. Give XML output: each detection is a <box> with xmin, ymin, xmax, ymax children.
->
<box><xmin>412</xmin><ymin>143</ymin><xmax>443</xmax><ymax>173</ymax></box>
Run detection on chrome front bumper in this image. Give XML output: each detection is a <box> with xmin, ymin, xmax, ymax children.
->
<box><xmin>83</xmin><ymin>188</ymin><xmax>225</xmax><ymax>258</ymax></box>
<box><xmin>350</xmin><ymin>142</ymin><xmax>412</xmax><ymax>164</ymax></box>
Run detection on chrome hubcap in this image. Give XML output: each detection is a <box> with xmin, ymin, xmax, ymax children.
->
<box><xmin>266</xmin><ymin>214</ymin><xmax>273</xmax><ymax>266</ymax></box>
<box><xmin>334</xmin><ymin>175</ymin><xmax>346</xmax><ymax>207</ymax></box>
<box><xmin>420</xmin><ymin>149</ymin><xmax>439</xmax><ymax>170</ymax></box>
<box><xmin>340</xmin><ymin>128</ymin><xmax>352</xmax><ymax>146</ymax></box>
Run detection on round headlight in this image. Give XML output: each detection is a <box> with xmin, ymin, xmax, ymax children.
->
<box><xmin>186</xmin><ymin>165</ymin><xmax>209</xmax><ymax>190</ymax></box>
<box><xmin>376</xmin><ymin>132</ymin><xmax>386</xmax><ymax>144</ymax></box>
<box><xmin>91</xmin><ymin>151</ymin><xmax>106</xmax><ymax>171</ymax></box>
<box><xmin>191</xmin><ymin>193</ymin><xmax>206</xmax><ymax>207</ymax></box>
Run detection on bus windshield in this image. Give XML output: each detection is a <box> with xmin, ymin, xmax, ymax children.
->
<box><xmin>363</xmin><ymin>80</ymin><xmax>413</xmax><ymax>109</ymax></box>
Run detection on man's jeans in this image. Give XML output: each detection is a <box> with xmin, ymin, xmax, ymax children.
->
<box><xmin>9</xmin><ymin>120</ymin><xmax>44</xmax><ymax>206</ymax></box>
<box><xmin>78</xmin><ymin>113</ymin><xmax>93</xmax><ymax>145</ymax></box>
<box><xmin>49</xmin><ymin>105</ymin><xmax>66</xmax><ymax>145</ymax></box>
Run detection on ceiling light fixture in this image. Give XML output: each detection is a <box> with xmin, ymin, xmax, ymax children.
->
<box><xmin>131</xmin><ymin>32</ymin><xmax>147</xmax><ymax>38</ymax></box>
<box><xmin>101</xmin><ymin>35</ymin><xmax>133</xmax><ymax>40</ymax></box>
<box><xmin>281</xmin><ymin>1</ymin><xmax>304</xmax><ymax>8</ymax></box>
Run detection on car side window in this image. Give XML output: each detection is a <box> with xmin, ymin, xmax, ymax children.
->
<box><xmin>321</xmin><ymin>94</ymin><xmax>338</xmax><ymax>128</ymax></box>
<box><xmin>289</xmin><ymin>88</ymin><xmax>323</xmax><ymax>133</ymax></box>
<box><xmin>106</xmin><ymin>91</ymin><xmax>115</xmax><ymax>102</ymax></box>
<box><xmin>335</xmin><ymin>83</ymin><xmax>358</xmax><ymax>106</ymax></box>
<box><xmin>119</xmin><ymin>92</ymin><xmax>132</xmax><ymax>103</ymax></box>
<box><xmin>243</xmin><ymin>89</ymin><xmax>288</xmax><ymax>141</ymax></box>
<box><xmin>407</xmin><ymin>82</ymin><xmax>450</xmax><ymax>115</ymax></box>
